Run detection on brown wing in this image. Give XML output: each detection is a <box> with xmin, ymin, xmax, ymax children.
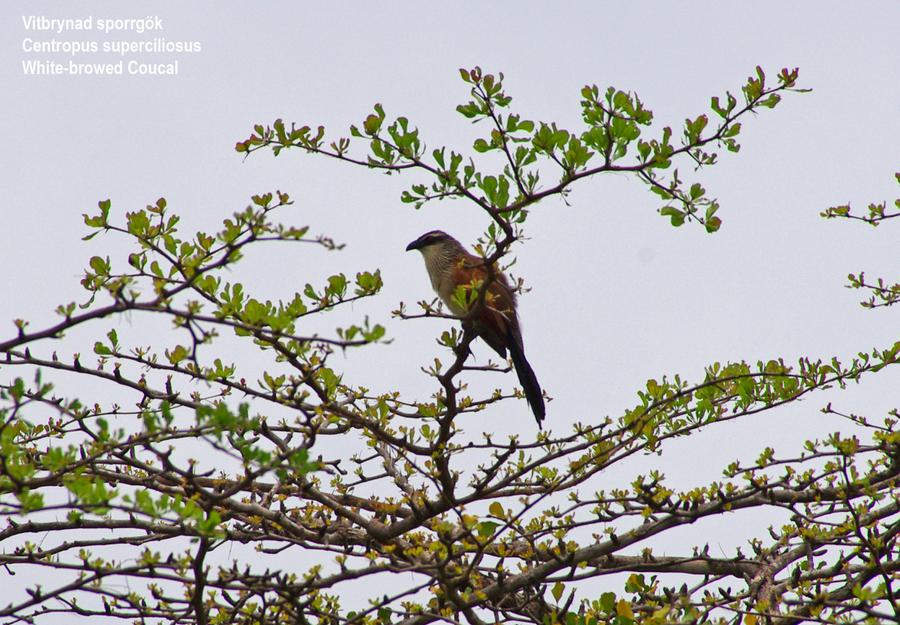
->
<box><xmin>452</xmin><ymin>252</ymin><xmax>545</xmax><ymax>426</ymax></box>
<box><xmin>451</xmin><ymin>253</ymin><xmax>519</xmax><ymax>359</ymax></box>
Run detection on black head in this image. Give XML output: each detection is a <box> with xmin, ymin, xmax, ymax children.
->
<box><xmin>405</xmin><ymin>230</ymin><xmax>451</xmax><ymax>252</ymax></box>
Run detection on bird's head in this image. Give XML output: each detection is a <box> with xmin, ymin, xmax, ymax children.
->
<box><xmin>405</xmin><ymin>230</ymin><xmax>454</xmax><ymax>252</ymax></box>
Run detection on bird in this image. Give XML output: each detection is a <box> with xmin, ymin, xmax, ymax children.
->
<box><xmin>405</xmin><ymin>230</ymin><xmax>546</xmax><ymax>427</ymax></box>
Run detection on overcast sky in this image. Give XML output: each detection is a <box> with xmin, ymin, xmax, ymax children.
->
<box><xmin>2</xmin><ymin>0</ymin><xmax>899</xmax><ymax>607</ymax></box>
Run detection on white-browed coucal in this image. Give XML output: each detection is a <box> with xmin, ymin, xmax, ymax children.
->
<box><xmin>406</xmin><ymin>230</ymin><xmax>546</xmax><ymax>427</ymax></box>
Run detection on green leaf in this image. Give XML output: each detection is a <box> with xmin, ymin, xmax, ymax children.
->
<box><xmin>552</xmin><ymin>581</ymin><xmax>565</xmax><ymax>602</ymax></box>
<box><xmin>166</xmin><ymin>345</ymin><xmax>189</xmax><ymax>365</ymax></box>
<box><xmin>600</xmin><ymin>592</ymin><xmax>616</xmax><ymax>613</ymax></box>
<box><xmin>477</xmin><ymin>521</ymin><xmax>499</xmax><ymax>538</ymax></box>
<box><xmin>126</xmin><ymin>210</ymin><xmax>150</xmax><ymax>236</ymax></box>
<box><xmin>89</xmin><ymin>256</ymin><xmax>110</xmax><ymax>276</ymax></box>
<box><xmin>18</xmin><ymin>490</ymin><xmax>44</xmax><ymax>513</ymax></box>
<box><xmin>660</xmin><ymin>206</ymin><xmax>685</xmax><ymax>227</ymax></box>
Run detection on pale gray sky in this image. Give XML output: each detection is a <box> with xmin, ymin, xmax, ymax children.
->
<box><xmin>2</xmin><ymin>0</ymin><xmax>899</xmax><ymax>614</ymax></box>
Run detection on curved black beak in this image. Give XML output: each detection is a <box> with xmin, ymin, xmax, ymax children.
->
<box><xmin>406</xmin><ymin>231</ymin><xmax>447</xmax><ymax>252</ymax></box>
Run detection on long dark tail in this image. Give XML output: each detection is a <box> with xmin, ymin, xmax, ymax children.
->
<box><xmin>507</xmin><ymin>328</ymin><xmax>546</xmax><ymax>428</ymax></box>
